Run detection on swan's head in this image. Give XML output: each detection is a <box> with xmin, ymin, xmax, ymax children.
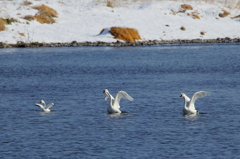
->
<box><xmin>103</xmin><ymin>89</ymin><xmax>109</xmax><ymax>93</ymax></box>
<box><xmin>40</xmin><ymin>100</ymin><xmax>44</xmax><ymax>103</ymax></box>
<box><xmin>180</xmin><ymin>93</ymin><xmax>185</xmax><ymax>98</ymax></box>
<box><xmin>103</xmin><ymin>89</ymin><xmax>109</xmax><ymax>100</ymax></box>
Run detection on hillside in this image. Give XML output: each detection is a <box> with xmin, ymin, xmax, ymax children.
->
<box><xmin>0</xmin><ymin>0</ymin><xmax>240</xmax><ymax>44</ymax></box>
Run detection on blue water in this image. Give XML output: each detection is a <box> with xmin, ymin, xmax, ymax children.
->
<box><xmin>0</xmin><ymin>43</ymin><xmax>240</xmax><ymax>159</ymax></box>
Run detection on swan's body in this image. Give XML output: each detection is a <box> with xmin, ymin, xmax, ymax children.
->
<box><xmin>180</xmin><ymin>91</ymin><xmax>210</xmax><ymax>114</ymax></box>
<box><xmin>35</xmin><ymin>100</ymin><xmax>54</xmax><ymax>112</ymax></box>
<box><xmin>103</xmin><ymin>89</ymin><xmax>134</xmax><ymax>114</ymax></box>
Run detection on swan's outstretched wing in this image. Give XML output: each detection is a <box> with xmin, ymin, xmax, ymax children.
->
<box><xmin>46</xmin><ymin>103</ymin><xmax>54</xmax><ymax>109</ymax></box>
<box><xmin>115</xmin><ymin>91</ymin><xmax>134</xmax><ymax>107</ymax></box>
<box><xmin>189</xmin><ymin>91</ymin><xmax>210</xmax><ymax>109</ymax></box>
<box><xmin>35</xmin><ymin>103</ymin><xmax>44</xmax><ymax>110</ymax></box>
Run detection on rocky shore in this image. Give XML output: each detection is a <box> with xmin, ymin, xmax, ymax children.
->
<box><xmin>1</xmin><ymin>37</ymin><xmax>240</xmax><ymax>48</ymax></box>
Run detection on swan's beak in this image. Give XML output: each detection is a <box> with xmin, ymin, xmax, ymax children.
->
<box><xmin>180</xmin><ymin>94</ymin><xmax>183</xmax><ymax>97</ymax></box>
<box><xmin>103</xmin><ymin>90</ymin><xmax>105</xmax><ymax>93</ymax></box>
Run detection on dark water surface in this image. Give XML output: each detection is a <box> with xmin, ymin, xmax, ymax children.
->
<box><xmin>0</xmin><ymin>43</ymin><xmax>240</xmax><ymax>158</ymax></box>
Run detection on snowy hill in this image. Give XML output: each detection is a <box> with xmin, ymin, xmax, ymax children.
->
<box><xmin>0</xmin><ymin>0</ymin><xmax>240</xmax><ymax>44</ymax></box>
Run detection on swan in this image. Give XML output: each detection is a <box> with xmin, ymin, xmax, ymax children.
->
<box><xmin>103</xmin><ymin>89</ymin><xmax>134</xmax><ymax>114</ymax></box>
<box><xmin>180</xmin><ymin>91</ymin><xmax>210</xmax><ymax>114</ymax></box>
<box><xmin>35</xmin><ymin>100</ymin><xmax>54</xmax><ymax>112</ymax></box>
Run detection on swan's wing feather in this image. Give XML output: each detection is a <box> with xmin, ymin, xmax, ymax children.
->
<box><xmin>115</xmin><ymin>91</ymin><xmax>134</xmax><ymax>104</ymax></box>
<box><xmin>189</xmin><ymin>91</ymin><xmax>210</xmax><ymax>109</ymax></box>
<box><xmin>46</xmin><ymin>103</ymin><xmax>54</xmax><ymax>109</ymax></box>
<box><xmin>35</xmin><ymin>104</ymin><xmax>44</xmax><ymax>109</ymax></box>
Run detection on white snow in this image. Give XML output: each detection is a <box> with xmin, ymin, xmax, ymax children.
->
<box><xmin>0</xmin><ymin>0</ymin><xmax>240</xmax><ymax>44</ymax></box>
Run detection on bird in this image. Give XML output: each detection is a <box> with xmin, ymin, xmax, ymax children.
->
<box><xmin>35</xmin><ymin>100</ymin><xmax>54</xmax><ymax>112</ymax></box>
<box><xmin>180</xmin><ymin>91</ymin><xmax>210</xmax><ymax>114</ymax></box>
<box><xmin>103</xmin><ymin>89</ymin><xmax>134</xmax><ymax>114</ymax></box>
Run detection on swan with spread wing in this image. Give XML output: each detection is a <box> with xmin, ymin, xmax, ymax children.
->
<box><xmin>180</xmin><ymin>91</ymin><xmax>210</xmax><ymax>114</ymax></box>
<box><xmin>35</xmin><ymin>100</ymin><xmax>54</xmax><ymax>112</ymax></box>
<box><xmin>103</xmin><ymin>89</ymin><xmax>134</xmax><ymax>114</ymax></box>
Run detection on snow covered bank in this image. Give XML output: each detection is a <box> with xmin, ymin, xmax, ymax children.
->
<box><xmin>0</xmin><ymin>0</ymin><xmax>240</xmax><ymax>44</ymax></box>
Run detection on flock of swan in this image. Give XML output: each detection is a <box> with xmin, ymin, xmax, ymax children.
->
<box><xmin>36</xmin><ymin>89</ymin><xmax>210</xmax><ymax>115</ymax></box>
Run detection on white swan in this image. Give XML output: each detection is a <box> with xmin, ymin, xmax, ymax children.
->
<box><xmin>103</xmin><ymin>89</ymin><xmax>134</xmax><ymax>114</ymax></box>
<box><xmin>35</xmin><ymin>100</ymin><xmax>54</xmax><ymax>112</ymax></box>
<box><xmin>180</xmin><ymin>91</ymin><xmax>210</xmax><ymax>114</ymax></box>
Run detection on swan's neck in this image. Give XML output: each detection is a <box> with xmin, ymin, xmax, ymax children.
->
<box><xmin>107</xmin><ymin>92</ymin><xmax>115</xmax><ymax>106</ymax></box>
<box><xmin>42</xmin><ymin>101</ymin><xmax>46</xmax><ymax>108</ymax></box>
<box><xmin>183</xmin><ymin>96</ymin><xmax>190</xmax><ymax>109</ymax></box>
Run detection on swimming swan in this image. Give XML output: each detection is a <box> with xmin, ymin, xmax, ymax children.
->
<box><xmin>103</xmin><ymin>89</ymin><xmax>134</xmax><ymax>113</ymax></box>
<box><xmin>180</xmin><ymin>91</ymin><xmax>210</xmax><ymax>114</ymax></box>
<box><xmin>35</xmin><ymin>100</ymin><xmax>54</xmax><ymax>112</ymax></box>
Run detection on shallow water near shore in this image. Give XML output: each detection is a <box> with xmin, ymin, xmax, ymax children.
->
<box><xmin>0</xmin><ymin>43</ymin><xmax>240</xmax><ymax>158</ymax></box>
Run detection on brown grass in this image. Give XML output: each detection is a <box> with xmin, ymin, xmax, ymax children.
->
<box><xmin>200</xmin><ymin>31</ymin><xmax>206</xmax><ymax>35</ymax></box>
<box><xmin>179</xmin><ymin>4</ymin><xmax>193</xmax><ymax>13</ymax></box>
<box><xmin>231</xmin><ymin>15</ymin><xmax>240</xmax><ymax>19</ymax></box>
<box><xmin>192</xmin><ymin>13</ymin><xmax>200</xmax><ymax>19</ymax></box>
<box><xmin>237</xmin><ymin>0</ymin><xmax>240</xmax><ymax>9</ymax></box>
<box><xmin>32</xmin><ymin>4</ymin><xmax>58</xmax><ymax>18</ymax></box>
<box><xmin>107</xmin><ymin>1</ymin><xmax>114</xmax><ymax>8</ymax></box>
<box><xmin>93</xmin><ymin>0</ymin><xmax>240</xmax><ymax>10</ymax></box>
<box><xmin>0</xmin><ymin>19</ymin><xmax>6</xmax><ymax>31</ymax></box>
<box><xmin>99</xmin><ymin>28</ymin><xmax>105</xmax><ymax>34</ymax></box>
<box><xmin>34</xmin><ymin>11</ymin><xmax>56</xmax><ymax>24</ymax></box>
<box><xmin>22</xmin><ymin>1</ymin><xmax>32</xmax><ymax>6</ymax></box>
<box><xmin>19</xmin><ymin>33</ymin><xmax>25</xmax><ymax>36</ymax></box>
<box><xmin>109</xmin><ymin>27</ymin><xmax>141</xmax><ymax>42</ymax></box>
<box><xmin>219</xmin><ymin>10</ymin><xmax>230</xmax><ymax>18</ymax></box>
<box><xmin>180</xmin><ymin>26</ymin><xmax>186</xmax><ymax>31</ymax></box>
<box><xmin>187</xmin><ymin>12</ymin><xmax>200</xmax><ymax>19</ymax></box>
<box><xmin>94</xmin><ymin>0</ymin><xmax>123</xmax><ymax>7</ymax></box>
<box><xmin>32</xmin><ymin>4</ymin><xmax>58</xmax><ymax>24</ymax></box>
<box><xmin>0</xmin><ymin>18</ymin><xmax>8</xmax><ymax>25</ymax></box>
<box><xmin>23</xmin><ymin>15</ymin><xmax>34</xmax><ymax>21</ymax></box>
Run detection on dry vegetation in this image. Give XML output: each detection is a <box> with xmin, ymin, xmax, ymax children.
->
<box><xmin>106</xmin><ymin>1</ymin><xmax>114</xmax><ymax>8</ymax></box>
<box><xmin>219</xmin><ymin>10</ymin><xmax>230</xmax><ymax>18</ymax></box>
<box><xmin>32</xmin><ymin>4</ymin><xmax>58</xmax><ymax>24</ymax></box>
<box><xmin>32</xmin><ymin>4</ymin><xmax>58</xmax><ymax>18</ymax></box>
<box><xmin>34</xmin><ymin>11</ymin><xmax>56</xmax><ymax>24</ymax></box>
<box><xmin>187</xmin><ymin>12</ymin><xmax>201</xmax><ymax>19</ymax></box>
<box><xmin>23</xmin><ymin>15</ymin><xmax>34</xmax><ymax>21</ymax></box>
<box><xmin>99</xmin><ymin>28</ymin><xmax>105</xmax><ymax>34</ymax></box>
<box><xmin>0</xmin><ymin>18</ymin><xmax>16</xmax><ymax>31</ymax></box>
<box><xmin>0</xmin><ymin>18</ymin><xmax>6</xmax><ymax>31</ymax></box>
<box><xmin>109</xmin><ymin>27</ymin><xmax>141</xmax><ymax>42</ymax></box>
<box><xmin>173</xmin><ymin>4</ymin><xmax>201</xmax><ymax>19</ymax></box>
<box><xmin>180</xmin><ymin>26</ymin><xmax>186</xmax><ymax>31</ymax></box>
<box><xmin>231</xmin><ymin>15</ymin><xmax>240</xmax><ymax>19</ymax></box>
<box><xmin>179</xmin><ymin>4</ymin><xmax>193</xmax><ymax>13</ymax></box>
<box><xmin>200</xmin><ymin>31</ymin><xmax>206</xmax><ymax>35</ymax></box>
<box><xmin>18</xmin><ymin>33</ymin><xmax>25</xmax><ymax>36</ymax></box>
<box><xmin>93</xmin><ymin>0</ymin><xmax>240</xmax><ymax>9</ymax></box>
<box><xmin>192</xmin><ymin>13</ymin><xmax>200</xmax><ymax>19</ymax></box>
<box><xmin>22</xmin><ymin>0</ymin><xmax>32</xmax><ymax>6</ymax></box>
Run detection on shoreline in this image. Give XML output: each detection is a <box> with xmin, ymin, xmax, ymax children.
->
<box><xmin>1</xmin><ymin>37</ymin><xmax>240</xmax><ymax>48</ymax></box>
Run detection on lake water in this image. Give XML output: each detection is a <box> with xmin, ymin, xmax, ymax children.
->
<box><xmin>0</xmin><ymin>43</ymin><xmax>240</xmax><ymax>159</ymax></box>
